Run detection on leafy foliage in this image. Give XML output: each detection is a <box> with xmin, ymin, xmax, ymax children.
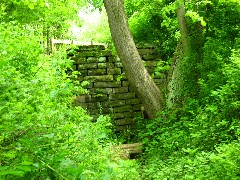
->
<box><xmin>0</xmin><ymin>3</ymin><xmax>140</xmax><ymax>179</ymax></box>
<box><xmin>134</xmin><ymin>0</ymin><xmax>240</xmax><ymax>179</ymax></box>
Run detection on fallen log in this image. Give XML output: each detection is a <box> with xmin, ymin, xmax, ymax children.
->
<box><xmin>112</xmin><ymin>143</ymin><xmax>143</xmax><ymax>159</ymax></box>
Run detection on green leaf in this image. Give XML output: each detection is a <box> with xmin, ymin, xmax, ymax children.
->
<box><xmin>0</xmin><ymin>170</ymin><xmax>25</xmax><ymax>177</ymax></box>
<box><xmin>28</xmin><ymin>3</ymin><xmax>35</xmax><ymax>10</ymax></box>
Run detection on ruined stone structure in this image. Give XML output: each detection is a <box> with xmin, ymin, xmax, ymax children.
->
<box><xmin>68</xmin><ymin>45</ymin><xmax>165</xmax><ymax>131</ymax></box>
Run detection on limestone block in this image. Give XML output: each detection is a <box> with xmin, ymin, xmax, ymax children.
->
<box><xmin>108</xmin><ymin>56</ymin><xmax>116</xmax><ymax>62</ymax></box>
<box><xmin>122</xmin><ymin>81</ymin><xmax>130</xmax><ymax>87</ymax></box>
<box><xmin>114</xmin><ymin>105</ymin><xmax>133</xmax><ymax>113</ymax></box>
<box><xmin>109</xmin><ymin>92</ymin><xmax>135</xmax><ymax>100</ymax></box>
<box><xmin>94</xmin><ymin>82</ymin><xmax>121</xmax><ymax>88</ymax></box>
<box><xmin>74</xmin><ymin>95</ymin><xmax>91</xmax><ymax>103</ymax></box>
<box><xmin>87</xmin><ymin>57</ymin><xmax>99</xmax><ymax>63</ymax></box>
<box><xmin>78</xmin><ymin>63</ymin><xmax>97</xmax><ymax>69</ymax></box>
<box><xmin>72</xmin><ymin>57</ymin><xmax>86</xmax><ymax>64</ymax></box>
<box><xmin>133</xmin><ymin>104</ymin><xmax>142</xmax><ymax>111</ymax></box>
<box><xmin>89</xmin><ymin>88</ymin><xmax>113</xmax><ymax>95</ymax></box>
<box><xmin>77</xmin><ymin>76</ymin><xmax>84</xmax><ymax>81</ymax></box>
<box><xmin>126</xmin><ymin>98</ymin><xmax>141</xmax><ymax>105</ymax></box>
<box><xmin>115</xmin><ymin>125</ymin><xmax>129</xmax><ymax>131</ymax></box>
<box><xmin>112</xmin><ymin>87</ymin><xmax>129</xmax><ymax>93</ymax></box>
<box><xmin>115</xmin><ymin>62</ymin><xmax>123</xmax><ymax>68</ymax></box>
<box><xmin>143</xmin><ymin>54</ymin><xmax>159</xmax><ymax>60</ymax></box>
<box><xmin>91</xmin><ymin>94</ymin><xmax>108</xmax><ymax>102</ymax></box>
<box><xmin>79</xmin><ymin>70</ymin><xmax>88</xmax><ymax>76</ymax></box>
<box><xmin>124</xmin><ymin>112</ymin><xmax>135</xmax><ymax>118</ymax></box>
<box><xmin>143</xmin><ymin>61</ymin><xmax>158</xmax><ymax>67</ymax></box>
<box><xmin>84</xmin><ymin>75</ymin><xmax>113</xmax><ymax>82</ymax></box>
<box><xmin>134</xmin><ymin>111</ymin><xmax>142</xmax><ymax>117</ymax></box>
<box><xmin>112</xmin><ymin>113</ymin><xmax>125</xmax><ymax>119</ymax></box>
<box><xmin>102</xmin><ymin>100</ymin><xmax>126</xmax><ymax>108</ymax></box>
<box><xmin>88</xmin><ymin>69</ymin><xmax>106</xmax><ymax>76</ymax></box>
<box><xmin>98</xmin><ymin>63</ymin><xmax>107</xmax><ymax>68</ymax></box>
<box><xmin>106</xmin><ymin>62</ymin><xmax>114</xmax><ymax>68</ymax></box>
<box><xmin>86</xmin><ymin>102</ymin><xmax>101</xmax><ymax>109</ymax></box>
<box><xmin>90</xmin><ymin>108</ymin><xmax>100</xmax><ymax>114</ymax></box>
<box><xmin>77</xmin><ymin>45</ymin><xmax>105</xmax><ymax>51</ymax></box>
<box><xmin>102</xmin><ymin>108</ymin><xmax>113</xmax><ymax>114</ymax></box>
<box><xmin>115</xmin><ymin>118</ymin><xmax>134</xmax><ymax>126</ymax></box>
<box><xmin>107</xmin><ymin>68</ymin><xmax>121</xmax><ymax>75</ymax></box>
<box><xmin>76</xmin><ymin>50</ymin><xmax>112</xmax><ymax>57</ymax></box>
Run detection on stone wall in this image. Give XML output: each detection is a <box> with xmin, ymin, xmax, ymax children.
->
<box><xmin>68</xmin><ymin>45</ymin><xmax>165</xmax><ymax>131</ymax></box>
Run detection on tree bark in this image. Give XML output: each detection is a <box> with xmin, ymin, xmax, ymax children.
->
<box><xmin>103</xmin><ymin>0</ymin><xmax>164</xmax><ymax>118</ymax></box>
<box><xmin>167</xmin><ymin>4</ymin><xmax>203</xmax><ymax>109</ymax></box>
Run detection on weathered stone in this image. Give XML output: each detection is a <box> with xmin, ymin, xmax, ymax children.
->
<box><xmin>115</xmin><ymin>118</ymin><xmax>134</xmax><ymax>126</ymax></box>
<box><xmin>138</xmin><ymin>49</ymin><xmax>157</xmax><ymax>55</ymax></box>
<box><xmin>77</xmin><ymin>76</ymin><xmax>84</xmax><ymax>81</ymax></box>
<box><xmin>102</xmin><ymin>100</ymin><xmax>126</xmax><ymax>108</ymax></box>
<box><xmin>110</xmin><ymin>92</ymin><xmax>135</xmax><ymax>100</ymax></box>
<box><xmin>86</xmin><ymin>102</ymin><xmax>101</xmax><ymax>109</ymax></box>
<box><xmin>134</xmin><ymin>111</ymin><xmax>142</xmax><ymax>117</ymax></box>
<box><xmin>106</xmin><ymin>62</ymin><xmax>114</xmax><ymax>68</ymax></box>
<box><xmin>72</xmin><ymin>57</ymin><xmax>86</xmax><ymax>64</ymax></box>
<box><xmin>88</xmin><ymin>69</ymin><xmax>106</xmax><ymax>76</ymax></box>
<box><xmin>99</xmin><ymin>57</ymin><xmax>107</xmax><ymax>62</ymax></box>
<box><xmin>114</xmin><ymin>105</ymin><xmax>133</xmax><ymax>113</ymax></box>
<box><xmin>115</xmin><ymin>62</ymin><xmax>123</xmax><ymax>68</ymax></box>
<box><xmin>133</xmin><ymin>104</ymin><xmax>142</xmax><ymax>111</ymax></box>
<box><xmin>76</xmin><ymin>50</ymin><xmax>112</xmax><ymax>57</ymax></box>
<box><xmin>84</xmin><ymin>75</ymin><xmax>113</xmax><ymax>82</ymax></box>
<box><xmin>90</xmin><ymin>108</ymin><xmax>100</xmax><ymax>114</ymax></box>
<box><xmin>143</xmin><ymin>54</ymin><xmax>159</xmax><ymax>60</ymax></box>
<box><xmin>89</xmin><ymin>88</ymin><xmax>113</xmax><ymax>95</ymax></box>
<box><xmin>94</xmin><ymin>82</ymin><xmax>121</xmax><ymax>88</ymax></box>
<box><xmin>78</xmin><ymin>63</ymin><xmax>97</xmax><ymax>69</ymax></box>
<box><xmin>98</xmin><ymin>63</ymin><xmax>107</xmax><ymax>68</ymax></box>
<box><xmin>144</xmin><ymin>61</ymin><xmax>158</xmax><ymax>67</ymax></box>
<box><xmin>107</xmin><ymin>68</ymin><xmax>121</xmax><ymax>75</ymax></box>
<box><xmin>122</xmin><ymin>81</ymin><xmax>130</xmax><ymax>87</ymax></box>
<box><xmin>91</xmin><ymin>95</ymin><xmax>108</xmax><ymax>102</ymax></box>
<box><xmin>102</xmin><ymin>108</ymin><xmax>113</xmax><ymax>114</ymax></box>
<box><xmin>79</xmin><ymin>70</ymin><xmax>88</xmax><ymax>76</ymax></box>
<box><xmin>112</xmin><ymin>87</ymin><xmax>129</xmax><ymax>93</ymax></box>
<box><xmin>108</xmin><ymin>56</ymin><xmax>116</xmax><ymax>62</ymax></box>
<box><xmin>74</xmin><ymin>95</ymin><xmax>91</xmax><ymax>103</ymax></box>
<box><xmin>126</xmin><ymin>98</ymin><xmax>141</xmax><ymax>105</ymax></box>
<box><xmin>112</xmin><ymin>113</ymin><xmax>125</xmax><ymax>119</ymax></box>
<box><xmin>115</xmin><ymin>125</ymin><xmax>129</xmax><ymax>131</ymax></box>
<box><xmin>77</xmin><ymin>45</ymin><xmax>106</xmax><ymax>51</ymax></box>
<box><xmin>124</xmin><ymin>112</ymin><xmax>134</xmax><ymax>118</ymax></box>
<box><xmin>87</xmin><ymin>57</ymin><xmax>99</xmax><ymax>63</ymax></box>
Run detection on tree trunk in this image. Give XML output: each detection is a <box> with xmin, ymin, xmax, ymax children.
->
<box><xmin>166</xmin><ymin>4</ymin><xmax>192</xmax><ymax>109</ymax></box>
<box><xmin>103</xmin><ymin>0</ymin><xmax>164</xmax><ymax>118</ymax></box>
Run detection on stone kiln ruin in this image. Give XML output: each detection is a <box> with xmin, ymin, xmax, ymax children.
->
<box><xmin>67</xmin><ymin>44</ymin><xmax>165</xmax><ymax>131</ymax></box>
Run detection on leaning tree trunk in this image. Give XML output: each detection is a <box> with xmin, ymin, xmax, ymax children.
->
<box><xmin>104</xmin><ymin>0</ymin><xmax>164</xmax><ymax>118</ymax></box>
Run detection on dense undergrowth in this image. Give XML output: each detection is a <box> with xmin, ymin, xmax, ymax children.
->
<box><xmin>1</xmin><ymin>0</ymin><xmax>240</xmax><ymax>179</ymax></box>
<box><xmin>0</xmin><ymin>22</ymin><xmax>140</xmax><ymax>179</ymax></box>
<box><xmin>131</xmin><ymin>0</ymin><xmax>240</xmax><ymax>179</ymax></box>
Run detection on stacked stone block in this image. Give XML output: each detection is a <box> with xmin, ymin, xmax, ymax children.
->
<box><xmin>68</xmin><ymin>45</ymin><xmax>165</xmax><ymax>131</ymax></box>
